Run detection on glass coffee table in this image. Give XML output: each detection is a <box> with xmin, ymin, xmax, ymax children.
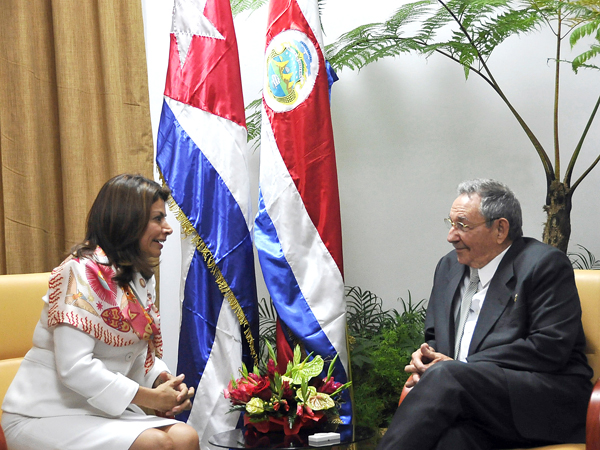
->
<box><xmin>209</xmin><ymin>424</ymin><xmax>375</xmax><ymax>450</ymax></box>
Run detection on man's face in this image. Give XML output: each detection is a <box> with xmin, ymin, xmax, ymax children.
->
<box><xmin>447</xmin><ymin>193</ymin><xmax>500</xmax><ymax>268</ymax></box>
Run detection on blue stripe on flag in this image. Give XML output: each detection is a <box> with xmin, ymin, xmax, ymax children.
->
<box><xmin>254</xmin><ymin>189</ymin><xmax>352</xmax><ymax>423</ymax></box>
<box><xmin>176</xmin><ymin>251</ymin><xmax>224</xmax><ymax>422</ymax></box>
<box><xmin>325</xmin><ymin>60</ymin><xmax>338</xmax><ymax>100</ymax></box>
<box><xmin>157</xmin><ymin>102</ymin><xmax>251</xmax><ymax>264</ymax></box>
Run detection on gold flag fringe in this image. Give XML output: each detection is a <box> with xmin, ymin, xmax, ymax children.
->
<box><xmin>158</xmin><ymin>172</ymin><xmax>259</xmax><ymax>367</ymax></box>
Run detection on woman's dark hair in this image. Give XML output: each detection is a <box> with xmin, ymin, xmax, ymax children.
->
<box><xmin>72</xmin><ymin>174</ymin><xmax>171</xmax><ymax>287</ymax></box>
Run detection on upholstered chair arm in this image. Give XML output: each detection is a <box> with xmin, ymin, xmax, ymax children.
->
<box><xmin>586</xmin><ymin>378</ymin><xmax>600</xmax><ymax>450</ymax></box>
<box><xmin>398</xmin><ymin>374</ymin><xmax>414</xmax><ymax>406</ymax></box>
<box><xmin>0</xmin><ymin>424</ymin><xmax>7</xmax><ymax>450</ymax></box>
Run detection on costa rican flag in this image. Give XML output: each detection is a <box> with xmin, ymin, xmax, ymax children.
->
<box><xmin>156</xmin><ymin>0</ymin><xmax>259</xmax><ymax>446</ymax></box>
<box><xmin>255</xmin><ymin>0</ymin><xmax>352</xmax><ymax>424</ymax></box>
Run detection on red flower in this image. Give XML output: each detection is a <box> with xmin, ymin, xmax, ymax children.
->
<box><xmin>247</xmin><ymin>373</ymin><xmax>272</xmax><ymax>401</ymax></box>
<box><xmin>303</xmin><ymin>404</ymin><xmax>314</xmax><ymax>417</ymax></box>
<box><xmin>273</xmin><ymin>399</ymin><xmax>289</xmax><ymax>412</ymax></box>
<box><xmin>281</xmin><ymin>380</ymin><xmax>294</xmax><ymax>400</ymax></box>
<box><xmin>318</xmin><ymin>377</ymin><xmax>343</xmax><ymax>395</ymax></box>
<box><xmin>223</xmin><ymin>380</ymin><xmax>235</xmax><ymax>399</ymax></box>
<box><xmin>267</xmin><ymin>359</ymin><xmax>276</xmax><ymax>378</ymax></box>
<box><xmin>224</xmin><ymin>379</ymin><xmax>254</xmax><ymax>405</ymax></box>
<box><xmin>225</xmin><ymin>373</ymin><xmax>273</xmax><ymax>405</ymax></box>
<box><xmin>296</xmin><ymin>404</ymin><xmax>318</xmax><ymax>419</ymax></box>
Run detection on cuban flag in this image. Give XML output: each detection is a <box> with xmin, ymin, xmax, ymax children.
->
<box><xmin>155</xmin><ymin>0</ymin><xmax>259</xmax><ymax>446</ymax></box>
<box><xmin>255</xmin><ymin>0</ymin><xmax>352</xmax><ymax>424</ymax></box>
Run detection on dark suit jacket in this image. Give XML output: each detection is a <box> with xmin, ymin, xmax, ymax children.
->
<box><xmin>425</xmin><ymin>237</ymin><xmax>593</xmax><ymax>442</ymax></box>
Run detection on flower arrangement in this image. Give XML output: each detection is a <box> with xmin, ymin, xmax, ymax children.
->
<box><xmin>224</xmin><ymin>343</ymin><xmax>351</xmax><ymax>435</ymax></box>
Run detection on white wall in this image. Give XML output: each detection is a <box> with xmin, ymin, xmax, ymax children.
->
<box><xmin>142</xmin><ymin>0</ymin><xmax>600</xmax><ymax>370</ymax></box>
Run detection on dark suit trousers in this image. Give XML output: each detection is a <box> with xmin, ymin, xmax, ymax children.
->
<box><xmin>377</xmin><ymin>361</ymin><xmax>558</xmax><ymax>450</ymax></box>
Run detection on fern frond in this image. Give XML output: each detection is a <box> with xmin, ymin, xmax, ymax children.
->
<box><xmin>327</xmin><ymin>0</ymin><xmax>554</xmax><ymax>78</ymax></box>
<box><xmin>572</xmin><ymin>43</ymin><xmax>600</xmax><ymax>70</ymax></box>
<box><xmin>245</xmin><ymin>98</ymin><xmax>262</xmax><ymax>150</ymax></box>
<box><xmin>418</xmin><ymin>2</ymin><xmax>455</xmax><ymax>41</ymax></box>
<box><xmin>479</xmin><ymin>5</ymin><xmax>545</xmax><ymax>40</ymax></box>
<box><xmin>318</xmin><ymin>0</ymin><xmax>326</xmax><ymax>18</ymax></box>
<box><xmin>561</xmin><ymin>0</ymin><xmax>600</xmax><ymax>24</ymax></box>
<box><xmin>326</xmin><ymin>28</ymin><xmax>419</xmax><ymax>71</ymax></box>
<box><xmin>230</xmin><ymin>0</ymin><xmax>267</xmax><ymax>16</ymax></box>
<box><xmin>326</xmin><ymin>1</ymin><xmax>433</xmax><ymax>71</ymax></box>
<box><xmin>570</xmin><ymin>18</ymin><xmax>600</xmax><ymax>46</ymax></box>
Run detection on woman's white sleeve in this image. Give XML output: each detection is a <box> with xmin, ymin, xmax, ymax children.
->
<box><xmin>53</xmin><ymin>324</ymin><xmax>139</xmax><ymax>417</ymax></box>
<box><xmin>128</xmin><ymin>351</ymin><xmax>170</xmax><ymax>388</ymax></box>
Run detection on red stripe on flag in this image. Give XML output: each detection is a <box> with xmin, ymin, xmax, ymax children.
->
<box><xmin>264</xmin><ymin>0</ymin><xmax>344</xmax><ymax>277</ymax></box>
<box><xmin>276</xmin><ymin>319</ymin><xmax>294</xmax><ymax>374</ymax></box>
<box><xmin>164</xmin><ymin>0</ymin><xmax>246</xmax><ymax>128</ymax></box>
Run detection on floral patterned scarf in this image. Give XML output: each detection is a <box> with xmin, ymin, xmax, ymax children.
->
<box><xmin>47</xmin><ymin>247</ymin><xmax>163</xmax><ymax>373</ymax></box>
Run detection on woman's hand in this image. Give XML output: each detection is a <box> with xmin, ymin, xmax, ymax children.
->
<box><xmin>134</xmin><ymin>373</ymin><xmax>195</xmax><ymax>416</ymax></box>
<box><xmin>404</xmin><ymin>343</ymin><xmax>452</xmax><ymax>387</ymax></box>
<box><xmin>153</xmin><ymin>372</ymin><xmax>195</xmax><ymax>417</ymax></box>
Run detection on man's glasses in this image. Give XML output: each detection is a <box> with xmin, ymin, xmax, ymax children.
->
<box><xmin>444</xmin><ymin>217</ymin><xmax>496</xmax><ymax>232</ymax></box>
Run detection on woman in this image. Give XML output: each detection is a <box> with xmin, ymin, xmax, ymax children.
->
<box><xmin>1</xmin><ymin>174</ymin><xmax>200</xmax><ymax>450</ymax></box>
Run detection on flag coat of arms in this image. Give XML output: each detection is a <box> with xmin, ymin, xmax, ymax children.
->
<box><xmin>255</xmin><ymin>0</ymin><xmax>352</xmax><ymax>424</ymax></box>
<box><xmin>156</xmin><ymin>0</ymin><xmax>259</xmax><ymax>446</ymax></box>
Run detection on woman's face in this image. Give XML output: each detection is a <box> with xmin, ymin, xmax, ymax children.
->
<box><xmin>139</xmin><ymin>199</ymin><xmax>173</xmax><ymax>258</ymax></box>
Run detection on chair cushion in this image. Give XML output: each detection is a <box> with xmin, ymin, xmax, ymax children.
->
<box><xmin>576</xmin><ymin>270</ymin><xmax>600</xmax><ymax>382</ymax></box>
<box><xmin>0</xmin><ymin>273</ymin><xmax>49</xmax><ymax>360</ymax></box>
<box><xmin>0</xmin><ymin>357</ymin><xmax>22</xmax><ymax>420</ymax></box>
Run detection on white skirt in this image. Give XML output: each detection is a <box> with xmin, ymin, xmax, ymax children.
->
<box><xmin>1</xmin><ymin>409</ymin><xmax>180</xmax><ymax>450</ymax></box>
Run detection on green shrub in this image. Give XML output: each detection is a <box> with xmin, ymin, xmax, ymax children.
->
<box><xmin>346</xmin><ymin>287</ymin><xmax>426</xmax><ymax>428</ymax></box>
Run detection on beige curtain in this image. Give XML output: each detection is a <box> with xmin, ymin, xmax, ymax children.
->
<box><xmin>0</xmin><ymin>1</ymin><xmax>154</xmax><ymax>274</ymax></box>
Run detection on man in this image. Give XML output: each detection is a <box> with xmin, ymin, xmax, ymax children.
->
<box><xmin>377</xmin><ymin>179</ymin><xmax>592</xmax><ymax>450</ymax></box>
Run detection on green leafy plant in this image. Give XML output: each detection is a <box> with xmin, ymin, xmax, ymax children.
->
<box><xmin>346</xmin><ymin>286</ymin><xmax>391</xmax><ymax>339</ymax></box>
<box><xmin>325</xmin><ymin>0</ymin><xmax>600</xmax><ymax>253</ymax></box>
<box><xmin>230</xmin><ymin>0</ymin><xmax>268</xmax><ymax>16</ymax></box>
<box><xmin>245</xmin><ymin>99</ymin><xmax>262</xmax><ymax>150</ymax></box>
<box><xmin>258</xmin><ymin>296</ymin><xmax>278</xmax><ymax>364</ymax></box>
<box><xmin>346</xmin><ymin>288</ymin><xmax>426</xmax><ymax>429</ymax></box>
<box><xmin>569</xmin><ymin>244</ymin><xmax>600</xmax><ymax>269</ymax></box>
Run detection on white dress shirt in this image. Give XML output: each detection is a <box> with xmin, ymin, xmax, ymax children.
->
<box><xmin>455</xmin><ymin>246</ymin><xmax>510</xmax><ymax>362</ymax></box>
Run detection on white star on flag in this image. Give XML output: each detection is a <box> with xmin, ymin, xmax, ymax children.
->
<box><xmin>171</xmin><ymin>0</ymin><xmax>224</xmax><ymax>68</ymax></box>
